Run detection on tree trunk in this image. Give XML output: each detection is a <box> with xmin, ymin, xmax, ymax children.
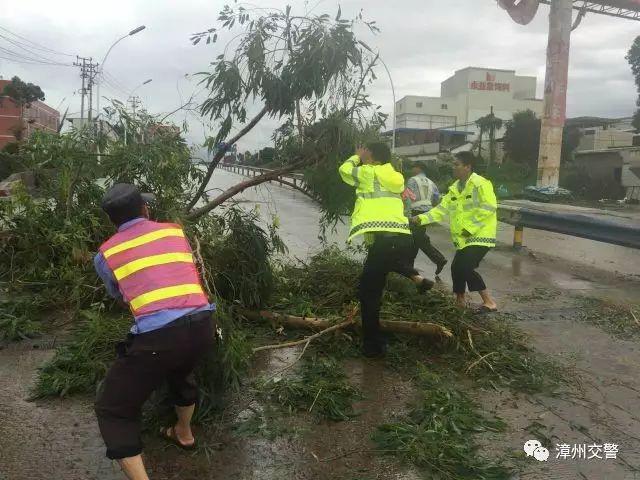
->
<box><xmin>185</xmin><ymin>106</ymin><xmax>269</xmax><ymax>212</ymax></box>
<box><xmin>240</xmin><ymin>309</ymin><xmax>454</xmax><ymax>339</ymax></box>
<box><xmin>186</xmin><ymin>157</ymin><xmax>313</xmax><ymax>220</ymax></box>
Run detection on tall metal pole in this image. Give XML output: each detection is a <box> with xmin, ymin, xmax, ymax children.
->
<box><xmin>378</xmin><ymin>58</ymin><xmax>396</xmax><ymax>153</ymax></box>
<box><xmin>80</xmin><ymin>59</ymin><xmax>86</xmax><ymax>121</ymax></box>
<box><xmin>96</xmin><ymin>26</ymin><xmax>145</xmax><ymax>119</ymax></box>
<box><xmin>537</xmin><ymin>0</ymin><xmax>572</xmax><ymax>187</ymax></box>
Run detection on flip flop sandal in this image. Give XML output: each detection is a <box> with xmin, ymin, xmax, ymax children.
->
<box><xmin>475</xmin><ymin>305</ymin><xmax>498</xmax><ymax>314</ymax></box>
<box><xmin>160</xmin><ymin>426</ymin><xmax>196</xmax><ymax>450</ymax></box>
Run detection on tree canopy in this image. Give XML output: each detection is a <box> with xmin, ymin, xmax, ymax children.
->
<box><xmin>185</xmin><ymin>4</ymin><xmax>384</xmax><ymax>215</ymax></box>
<box><xmin>2</xmin><ymin>76</ymin><xmax>45</xmax><ymax>108</ymax></box>
<box><xmin>502</xmin><ymin>109</ymin><xmax>541</xmax><ymax>168</ymax></box>
<box><xmin>626</xmin><ymin>35</ymin><xmax>640</xmax><ymax>131</ymax></box>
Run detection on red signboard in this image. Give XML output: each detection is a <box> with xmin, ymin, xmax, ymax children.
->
<box><xmin>470</xmin><ymin>72</ymin><xmax>510</xmax><ymax>92</ymax></box>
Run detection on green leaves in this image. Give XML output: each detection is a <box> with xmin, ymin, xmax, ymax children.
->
<box><xmin>194</xmin><ymin>4</ymin><xmax>367</xmax><ymax>147</ymax></box>
<box><xmin>373</xmin><ymin>368</ymin><xmax>511</xmax><ymax>479</ymax></box>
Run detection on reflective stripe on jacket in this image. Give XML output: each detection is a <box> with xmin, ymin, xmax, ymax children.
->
<box><xmin>417</xmin><ymin>172</ymin><xmax>497</xmax><ymax>250</ymax></box>
<box><xmin>339</xmin><ymin>155</ymin><xmax>411</xmax><ymax>242</ymax></box>
<box><xmin>99</xmin><ymin>219</ymin><xmax>209</xmax><ymax>316</ymax></box>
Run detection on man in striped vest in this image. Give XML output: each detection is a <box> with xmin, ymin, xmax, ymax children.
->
<box><xmin>403</xmin><ymin>162</ymin><xmax>447</xmax><ymax>276</ymax></box>
<box><xmin>94</xmin><ymin>183</ymin><xmax>215</xmax><ymax>480</ymax></box>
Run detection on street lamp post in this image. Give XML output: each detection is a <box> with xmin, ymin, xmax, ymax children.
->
<box><xmin>96</xmin><ymin>25</ymin><xmax>146</xmax><ymax>119</ymax></box>
<box><xmin>378</xmin><ymin>59</ymin><xmax>397</xmax><ymax>154</ymax></box>
<box><xmin>130</xmin><ymin>78</ymin><xmax>152</xmax><ymax>96</ymax></box>
<box><xmin>357</xmin><ymin>42</ymin><xmax>396</xmax><ymax>153</ymax></box>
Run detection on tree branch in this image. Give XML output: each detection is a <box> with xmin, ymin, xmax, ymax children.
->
<box><xmin>348</xmin><ymin>53</ymin><xmax>378</xmax><ymax>121</ymax></box>
<box><xmin>158</xmin><ymin>93</ymin><xmax>199</xmax><ymax>124</ymax></box>
<box><xmin>185</xmin><ymin>105</ymin><xmax>269</xmax><ymax>212</ymax></box>
<box><xmin>186</xmin><ymin>156</ymin><xmax>314</xmax><ymax>220</ymax></box>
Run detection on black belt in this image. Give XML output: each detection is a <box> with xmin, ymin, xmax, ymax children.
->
<box><xmin>164</xmin><ymin>310</ymin><xmax>212</xmax><ymax>329</ymax></box>
<box><xmin>374</xmin><ymin>232</ymin><xmax>406</xmax><ymax>238</ymax></box>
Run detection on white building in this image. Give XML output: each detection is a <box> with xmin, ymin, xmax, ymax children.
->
<box><xmin>395</xmin><ymin>67</ymin><xmax>543</xmax><ymax>136</ymax></box>
<box><xmin>571</xmin><ymin>117</ymin><xmax>639</xmax><ymax>152</ymax></box>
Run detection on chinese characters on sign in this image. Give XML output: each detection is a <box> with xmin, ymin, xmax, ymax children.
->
<box><xmin>470</xmin><ymin>80</ymin><xmax>510</xmax><ymax>92</ymax></box>
<box><xmin>555</xmin><ymin>443</ymin><xmax>618</xmax><ymax>460</ymax></box>
<box><xmin>524</xmin><ymin>440</ymin><xmax>619</xmax><ymax>462</ymax></box>
<box><xmin>470</xmin><ymin>72</ymin><xmax>510</xmax><ymax>92</ymax></box>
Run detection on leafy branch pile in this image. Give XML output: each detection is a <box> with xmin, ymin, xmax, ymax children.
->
<box><xmin>373</xmin><ymin>367</ymin><xmax>510</xmax><ymax>480</ymax></box>
<box><xmin>257</xmin><ymin>355</ymin><xmax>361</xmax><ymax>421</ymax></box>
<box><xmin>271</xmin><ymin>247</ymin><xmax>562</xmax><ymax>395</ymax></box>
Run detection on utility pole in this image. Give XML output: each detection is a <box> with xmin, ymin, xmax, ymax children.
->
<box><xmin>128</xmin><ymin>96</ymin><xmax>141</xmax><ymax>116</ymax></box>
<box><xmin>126</xmin><ymin>96</ymin><xmax>142</xmax><ymax>144</ymax></box>
<box><xmin>74</xmin><ymin>56</ymin><xmax>93</xmax><ymax>121</ymax></box>
<box><xmin>86</xmin><ymin>61</ymin><xmax>99</xmax><ymax>123</ymax></box>
<box><xmin>537</xmin><ymin>0</ymin><xmax>572</xmax><ymax>186</ymax></box>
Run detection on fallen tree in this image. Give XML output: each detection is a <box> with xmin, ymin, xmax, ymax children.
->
<box><xmin>240</xmin><ymin>309</ymin><xmax>454</xmax><ymax>339</ymax></box>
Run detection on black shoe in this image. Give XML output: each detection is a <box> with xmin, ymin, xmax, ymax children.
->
<box><xmin>417</xmin><ymin>278</ymin><xmax>435</xmax><ymax>294</ymax></box>
<box><xmin>363</xmin><ymin>342</ymin><xmax>387</xmax><ymax>358</ymax></box>
<box><xmin>435</xmin><ymin>260</ymin><xmax>447</xmax><ymax>276</ymax></box>
<box><xmin>362</xmin><ymin>348</ymin><xmax>386</xmax><ymax>359</ymax></box>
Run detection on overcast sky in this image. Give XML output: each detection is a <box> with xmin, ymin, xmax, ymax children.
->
<box><xmin>1</xmin><ymin>0</ymin><xmax>638</xmax><ymax>153</ymax></box>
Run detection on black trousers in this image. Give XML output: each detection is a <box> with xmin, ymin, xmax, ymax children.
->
<box><xmin>451</xmin><ymin>246</ymin><xmax>490</xmax><ymax>294</ymax></box>
<box><xmin>358</xmin><ymin>233</ymin><xmax>418</xmax><ymax>354</ymax></box>
<box><xmin>409</xmin><ymin>212</ymin><xmax>446</xmax><ymax>266</ymax></box>
<box><xmin>95</xmin><ymin>311</ymin><xmax>215</xmax><ymax>460</ymax></box>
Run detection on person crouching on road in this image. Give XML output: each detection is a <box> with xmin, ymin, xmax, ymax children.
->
<box><xmin>402</xmin><ymin>161</ymin><xmax>448</xmax><ymax>276</ymax></box>
<box><xmin>411</xmin><ymin>152</ymin><xmax>498</xmax><ymax>313</ymax></box>
<box><xmin>94</xmin><ymin>183</ymin><xmax>216</xmax><ymax>480</ymax></box>
<box><xmin>339</xmin><ymin>143</ymin><xmax>435</xmax><ymax>357</ymax></box>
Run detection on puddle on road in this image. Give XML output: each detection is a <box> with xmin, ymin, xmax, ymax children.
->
<box><xmin>550</xmin><ymin>275</ymin><xmax>595</xmax><ymax>291</ymax></box>
<box><xmin>144</xmin><ymin>347</ymin><xmax>417</xmax><ymax>480</ymax></box>
<box><xmin>0</xmin><ymin>340</ymin><xmax>121</xmax><ymax>480</ymax></box>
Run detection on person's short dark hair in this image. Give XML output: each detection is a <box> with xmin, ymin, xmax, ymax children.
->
<box><xmin>413</xmin><ymin>161</ymin><xmax>429</xmax><ymax>174</ymax></box>
<box><xmin>455</xmin><ymin>151</ymin><xmax>475</xmax><ymax>171</ymax></box>
<box><xmin>101</xmin><ymin>183</ymin><xmax>146</xmax><ymax>227</ymax></box>
<box><xmin>366</xmin><ymin>142</ymin><xmax>391</xmax><ymax>164</ymax></box>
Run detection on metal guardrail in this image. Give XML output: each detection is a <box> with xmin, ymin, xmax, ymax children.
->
<box><xmin>220</xmin><ymin>163</ymin><xmax>311</xmax><ymax>193</ymax></box>
<box><xmin>498</xmin><ymin>203</ymin><xmax>640</xmax><ymax>250</ymax></box>
<box><xmin>221</xmin><ymin>163</ymin><xmax>640</xmax><ymax>250</ymax></box>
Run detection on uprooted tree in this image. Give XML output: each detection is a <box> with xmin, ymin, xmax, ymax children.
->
<box><xmin>184</xmin><ymin>3</ymin><xmax>387</xmax><ymax>220</ymax></box>
<box><xmin>0</xmin><ymin>3</ymin><xmax>388</xmax><ymax>368</ymax></box>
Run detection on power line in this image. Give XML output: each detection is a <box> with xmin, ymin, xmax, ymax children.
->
<box><xmin>0</xmin><ymin>25</ymin><xmax>75</xmax><ymax>57</ymax></box>
<box><xmin>0</xmin><ymin>45</ymin><xmax>71</xmax><ymax>66</ymax></box>
<box><xmin>102</xmin><ymin>71</ymin><xmax>131</xmax><ymax>95</ymax></box>
<box><xmin>0</xmin><ymin>34</ymin><xmax>73</xmax><ymax>65</ymax></box>
<box><xmin>0</xmin><ymin>54</ymin><xmax>56</xmax><ymax>65</ymax></box>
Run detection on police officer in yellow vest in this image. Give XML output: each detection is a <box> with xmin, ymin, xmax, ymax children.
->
<box><xmin>403</xmin><ymin>162</ymin><xmax>447</xmax><ymax>275</ymax></box>
<box><xmin>411</xmin><ymin>152</ymin><xmax>498</xmax><ymax>313</ymax></box>
<box><xmin>340</xmin><ymin>143</ymin><xmax>434</xmax><ymax>357</ymax></box>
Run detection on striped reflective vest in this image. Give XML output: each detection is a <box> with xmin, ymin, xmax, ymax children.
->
<box><xmin>99</xmin><ymin>220</ymin><xmax>209</xmax><ymax>316</ymax></box>
<box><xmin>339</xmin><ymin>155</ymin><xmax>411</xmax><ymax>242</ymax></box>
<box><xmin>417</xmin><ymin>173</ymin><xmax>497</xmax><ymax>250</ymax></box>
<box><xmin>407</xmin><ymin>173</ymin><xmax>437</xmax><ymax>212</ymax></box>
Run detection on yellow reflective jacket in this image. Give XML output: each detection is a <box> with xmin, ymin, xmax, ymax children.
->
<box><xmin>417</xmin><ymin>172</ymin><xmax>497</xmax><ymax>250</ymax></box>
<box><xmin>339</xmin><ymin>155</ymin><xmax>411</xmax><ymax>242</ymax></box>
